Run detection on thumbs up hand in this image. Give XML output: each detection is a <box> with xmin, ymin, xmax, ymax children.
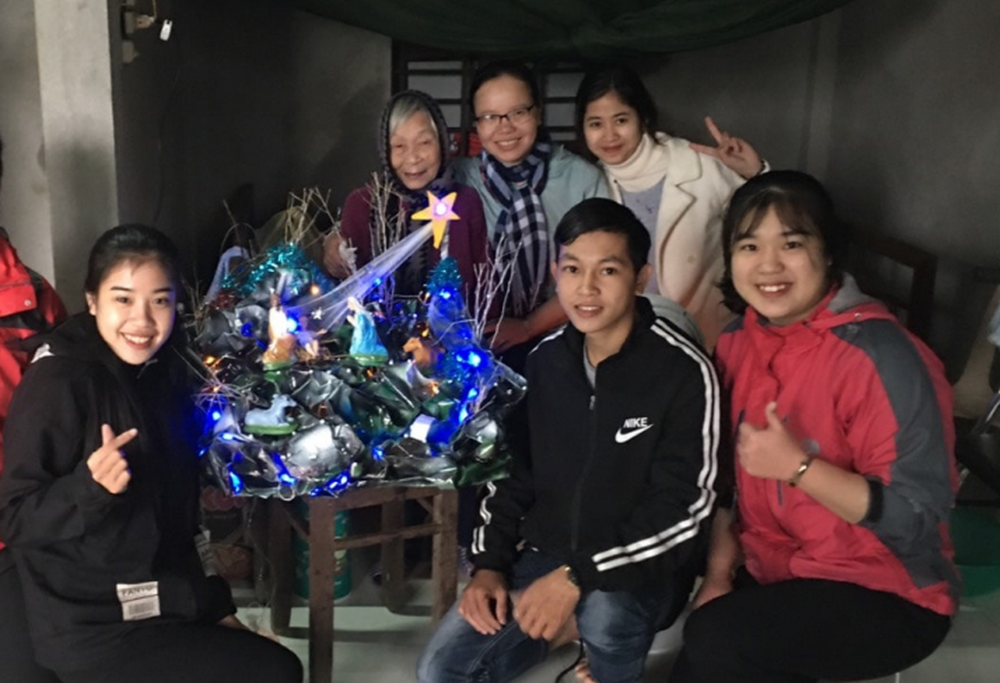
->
<box><xmin>87</xmin><ymin>424</ymin><xmax>137</xmax><ymax>494</ymax></box>
<box><xmin>737</xmin><ymin>402</ymin><xmax>806</xmax><ymax>481</ymax></box>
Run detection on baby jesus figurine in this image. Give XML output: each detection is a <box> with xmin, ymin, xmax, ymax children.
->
<box><xmin>262</xmin><ymin>292</ymin><xmax>297</xmax><ymax>368</ymax></box>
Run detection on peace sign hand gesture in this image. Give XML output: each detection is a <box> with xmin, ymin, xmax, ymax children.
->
<box><xmin>689</xmin><ymin>116</ymin><xmax>765</xmax><ymax>180</ymax></box>
<box><xmin>87</xmin><ymin>424</ymin><xmax>137</xmax><ymax>494</ymax></box>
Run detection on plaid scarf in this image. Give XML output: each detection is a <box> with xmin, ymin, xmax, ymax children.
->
<box><xmin>480</xmin><ymin>134</ymin><xmax>553</xmax><ymax>316</ymax></box>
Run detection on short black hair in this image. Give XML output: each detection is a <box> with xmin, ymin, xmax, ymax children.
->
<box><xmin>469</xmin><ymin>61</ymin><xmax>541</xmax><ymax>115</ymax></box>
<box><xmin>575</xmin><ymin>64</ymin><xmax>659</xmax><ymax>161</ymax></box>
<box><xmin>719</xmin><ymin>170</ymin><xmax>848</xmax><ymax>314</ymax></box>
<box><xmin>554</xmin><ymin>198</ymin><xmax>650</xmax><ymax>272</ymax></box>
<box><xmin>85</xmin><ymin>223</ymin><xmax>183</xmax><ymax>294</ymax></box>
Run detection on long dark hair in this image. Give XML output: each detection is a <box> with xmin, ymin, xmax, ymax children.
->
<box><xmin>719</xmin><ymin>170</ymin><xmax>848</xmax><ymax>314</ymax></box>
<box><xmin>574</xmin><ymin>64</ymin><xmax>659</xmax><ymax>161</ymax></box>
<box><xmin>81</xmin><ymin>225</ymin><xmax>197</xmax><ymax>471</ymax></box>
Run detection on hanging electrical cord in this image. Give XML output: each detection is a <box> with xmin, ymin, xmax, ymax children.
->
<box><xmin>554</xmin><ymin>640</ymin><xmax>586</xmax><ymax>683</ymax></box>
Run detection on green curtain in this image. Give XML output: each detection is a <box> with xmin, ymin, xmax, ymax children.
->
<box><xmin>282</xmin><ymin>0</ymin><xmax>853</xmax><ymax>59</ymax></box>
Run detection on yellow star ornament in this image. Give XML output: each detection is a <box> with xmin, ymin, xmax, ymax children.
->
<box><xmin>411</xmin><ymin>191</ymin><xmax>460</xmax><ymax>249</ymax></box>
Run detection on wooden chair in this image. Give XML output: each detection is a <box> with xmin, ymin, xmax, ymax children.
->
<box><xmin>848</xmin><ymin>231</ymin><xmax>938</xmax><ymax>341</ymax></box>
<box><xmin>263</xmin><ymin>486</ymin><xmax>458</xmax><ymax>683</ymax></box>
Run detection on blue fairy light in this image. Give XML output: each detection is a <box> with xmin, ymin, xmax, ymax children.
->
<box><xmin>221</xmin><ymin>432</ymin><xmax>237</xmax><ymax>441</ymax></box>
<box><xmin>228</xmin><ymin>470</ymin><xmax>245</xmax><ymax>495</ymax></box>
<box><xmin>286</xmin><ymin>317</ymin><xmax>299</xmax><ymax>333</ymax></box>
<box><xmin>319</xmin><ymin>470</ymin><xmax>352</xmax><ymax>496</ymax></box>
<box><xmin>240</xmin><ymin>321</ymin><xmax>254</xmax><ymax>337</ymax></box>
<box><xmin>462</xmin><ymin>350</ymin><xmax>484</xmax><ymax>368</ymax></box>
<box><xmin>211</xmin><ymin>410</ymin><xmax>223</xmax><ymax>422</ymax></box>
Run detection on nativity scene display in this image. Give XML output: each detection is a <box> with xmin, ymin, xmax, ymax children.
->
<box><xmin>191</xmin><ymin>189</ymin><xmax>524</xmax><ymax>499</ymax></box>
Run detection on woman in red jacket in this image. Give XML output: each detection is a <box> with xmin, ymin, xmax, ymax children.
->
<box><xmin>671</xmin><ymin>170</ymin><xmax>957</xmax><ymax>683</ymax></box>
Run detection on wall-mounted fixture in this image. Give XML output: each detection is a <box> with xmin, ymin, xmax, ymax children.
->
<box><xmin>121</xmin><ymin>0</ymin><xmax>172</xmax><ymax>63</ymax></box>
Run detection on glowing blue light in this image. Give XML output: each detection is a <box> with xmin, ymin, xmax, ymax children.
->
<box><xmin>241</xmin><ymin>322</ymin><xmax>254</xmax><ymax>337</ymax></box>
<box><xmin>228</xmin><ymin>470</ymin><xmax>244</xmax><ymax>495</ymax></box>
<box><xmin>279</xmin><ymin>472</ymin><xmax>297</xmax><ymax>485</ymax></box>
<box><xmin>374</xmin><ymin>278</ymin><xmax>382</xmax><ymax>286</ymax></box>
<box><xmin>211</xmin><ymin>410</ymin><xmax>222</xmax><ymax>422</ymax></box>
<box><xmin>372</xmin><ymin>445</ymin><xmax>384</xmax><ymax>462</ymax></box>
<box><xmin>467</xmin><ymin>387</ymin><xmax>479</xmax><ymax>400</ymax></box>
<box><xmin>463</xmin><ymin>350</ymin><xmax>483</xmax><ymax>368</ymax></box>
<box><xmin>285</xmin><ymin>317</ymin><xmax>299</xmax><ymax>333</ymax></box>
<box><xmin>321</xmin><ymin>470</ymin><xmax>352</xmax><ymax>495</ymax></box>
<box><xmin>439</xmin><ymin>289</ymin><xmax>452</xmax><ymax>300</ymax></box>
<box><xmin>221</xmin><ymin>433</ymin><xmax>236</xmax><ymax>441</ymax></box>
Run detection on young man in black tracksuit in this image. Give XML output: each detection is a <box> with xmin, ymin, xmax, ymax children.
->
<box><xmin>418</xmin><ymin>198</ymin><xmax>721</xmax><ymax>683</ymax></box>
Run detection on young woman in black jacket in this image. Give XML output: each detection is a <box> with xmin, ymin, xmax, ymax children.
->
<box><xmin>0</xmin><ymin>225</ymin><xmax>302</xmax><ymax>683</ymax></box>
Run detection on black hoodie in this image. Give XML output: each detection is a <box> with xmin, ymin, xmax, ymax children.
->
<box><xmin>0</xmin><ymin>313</ymin><xmax>234</xmax><ymax>670</ymax></box>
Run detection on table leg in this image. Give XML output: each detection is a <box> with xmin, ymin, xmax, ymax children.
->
<box><xmin>431</xmin><ymin>490</ymin><xmax>459</xmax><ymax>622</ymax></box>
<box><xmin>309</xmin><ymin>499</ymin><xmax>337</xmax><ymax>683</ymax></box>
<box><xmin>267</xmin><ymin>498</ymin><xmax>293</xmax><ymax>635</ymax></box>
<box><xmin>381</xmin><ymin>498</ymin><xmax>406</xmax><ymax>612</ymax></box>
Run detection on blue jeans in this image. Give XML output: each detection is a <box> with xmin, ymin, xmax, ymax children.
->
<box><xmin>416</xmin><ymin>548</ymin><xmax>669</xmax><ymax>683</ymax></box>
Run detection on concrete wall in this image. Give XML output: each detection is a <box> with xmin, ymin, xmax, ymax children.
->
<box><xmin>0</xmin><ymin>1</ymin><xmax>53</xmax><ymax>282</ymax></box>
<box><xmin>639</xmin><ymin>17</ymin><xmax>831</xmax><ymax>175</ymax></box>
<box><xmin>0</xmin><ymin>1</ymin><xmax>119</xmax><ymax>305</ymax></box>
<box><xmin>112</xmin><ymin>0</ymin><xmax>389</xmax><ymax>284</ymax></box>
<box><xmin>34</xmin><ymin>0</ymin><xmax>120</xmax><ymax>304</ymax></box>
<box><xmin>286</xmin><ymin>13</ymin><xmax>391</xmax><ymax>210</ymax></box>
<box><xmin>826</xmin><ymin>0</ymin><xmax>1000</xmax><ymax>266</ymax></box>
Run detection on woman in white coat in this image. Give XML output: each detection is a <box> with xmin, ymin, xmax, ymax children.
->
<box><xmin>575</xmin><ymin>65</ymin><xmax>766</xmax><ymax>348</ymax></box>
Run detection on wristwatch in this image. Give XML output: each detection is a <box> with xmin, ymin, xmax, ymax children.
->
<box><xmin>563</xmin><ymin>564</ymin><xmax>581</xmax><ymax>588</ymax></box>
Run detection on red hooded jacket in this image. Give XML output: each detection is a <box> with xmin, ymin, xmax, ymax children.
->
<box><xmin>716</xmin><ymin>277</ymin><xmax>958</xmax><ymax>615</ymax></box>
<box><xmin>0</xmin><ymin>230</ymin><xmax>66</xmax><ymax>551</ymax></box>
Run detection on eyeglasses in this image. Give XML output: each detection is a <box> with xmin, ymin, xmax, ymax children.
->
<box><xmin>474</xmin><ymin>104</ymin><xmax>536</xmax><ymax>129</ymax></box>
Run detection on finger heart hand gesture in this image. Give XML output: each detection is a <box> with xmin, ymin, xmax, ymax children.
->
<box><xmin>87</xmin><ymin>424</ymin><xmax>137</xmax><ymax>494</ymax></box>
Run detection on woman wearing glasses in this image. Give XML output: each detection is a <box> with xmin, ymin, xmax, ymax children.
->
<box><xmin>575</xmin><ymin>65</ymin><xmax>765</xmax><ymax>348</ymax></box>
<box><xmin>454</xmin><ymin>61</ymin><xmax>609</xmax><ymax>369</ymax></box>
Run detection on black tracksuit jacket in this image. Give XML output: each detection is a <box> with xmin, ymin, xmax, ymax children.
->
<box><xmin>0</xmin><ymin>314</ymin><xmax>234</xmax><ymax>670</ymax></box>
<box><xmin>472</xmin><ymin>297</ymin><xmax>722</xmax><ymax>595</ymax></box>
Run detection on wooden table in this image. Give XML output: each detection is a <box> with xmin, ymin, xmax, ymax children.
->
<box><xmin>264</xmin><ymin>486</ymin><xmax>458</xmax><ymax>683</ymax></box>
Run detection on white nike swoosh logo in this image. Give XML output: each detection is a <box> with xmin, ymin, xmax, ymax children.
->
<box><xmin>614</xmin><ymin>424</ymin><xmax>654</xmax><ymax>443</ymax></box>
